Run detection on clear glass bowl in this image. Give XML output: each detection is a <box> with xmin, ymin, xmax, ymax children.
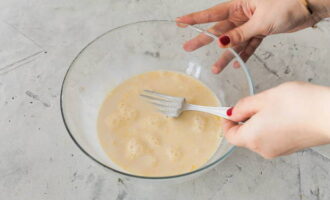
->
<box><xmin>61</xmin><ymin>20</ymin><xmax>254</xmax><ymax>181</ymax></box>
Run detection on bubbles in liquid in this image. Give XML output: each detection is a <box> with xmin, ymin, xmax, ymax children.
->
<box><xmin>105</xmin><ymin>115</ymin><xmax>123</xmax><ymax>129</ymax></box>
<box><xmin>122</xmin><ymin>109</ymin><xmax>138</xmax><ymax>120</ymax></box>
<box><xmin>117</xmin><ymin>102</ymin><xmax>139</xmax><ymax>120</ymax></box>
<box><xmin>126</xmin><ymin>138</ymin><xmax>144</xmax><ymax>158</ymax></box>
<box><xmin>98</xmin><ymin>71</ymin><xmax>223</xmax><ymax>176</ymax></box>
<box><xmin>144</xmin><ymin>115</ymin><xmax>166</xmax><ymax>127</ymax></box>
<box><xmin>167</xmin><ymin>147</ymin><xmax>182</xmax><ymax>161</ymax></box>
<box><xmin>146</xmin><ymin>134</ymin><xmax>161</xmax><ymax>147</ymax></box>
<box><xmin>192</xmin><ymin>115</ymin><xmax>206</xmax><ymax>132</ymax></box>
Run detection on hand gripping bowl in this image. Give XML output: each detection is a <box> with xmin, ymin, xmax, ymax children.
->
<box><xmin>61</xmin><ymin>20</ymin><xmax>254</xmax><ymax>182</ymax></box>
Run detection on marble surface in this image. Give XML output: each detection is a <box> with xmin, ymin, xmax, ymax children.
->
<box><xmin>1</xmin><ymin>0</ymin><xmax>330</xmax><ymax>199</ymax></box>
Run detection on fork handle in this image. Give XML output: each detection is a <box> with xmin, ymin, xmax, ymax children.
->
<box><xmin>183</xmin><ymin>104</ymin><xmax>231</xmax><ymax>120</ymax></box>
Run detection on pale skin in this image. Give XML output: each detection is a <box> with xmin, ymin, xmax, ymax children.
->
<box><xmin>176</xmin><ymin>0</ymin><xmax>330</xmax><ymax>158</ymax></box>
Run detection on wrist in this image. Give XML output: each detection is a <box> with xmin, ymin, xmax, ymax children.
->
<box><xmin>307</xmin><ymin>0</ymin><xmax>330</xmax><ymax>19</ymax></box>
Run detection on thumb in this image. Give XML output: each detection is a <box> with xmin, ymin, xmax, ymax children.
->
<box><xmin>218</xmin><ymin>19</ymin><xmax>261</xmax><ymax>47</ymax></box>
<box><xmin>229</xmin><ymin>93</ymin><xmax>265</xmax><ymax>122</ymax></box>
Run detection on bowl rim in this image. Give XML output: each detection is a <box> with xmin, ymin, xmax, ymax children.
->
<box><xmin>60</xmin><ymin>20</ymin><xmax>254</xmax><ymax>180</ymax></box>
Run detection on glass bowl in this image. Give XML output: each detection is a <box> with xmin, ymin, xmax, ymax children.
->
<box><xmin>61</xmin><ymin>20</ymin><xmax>254</xmax><ymax>182</ymax></box>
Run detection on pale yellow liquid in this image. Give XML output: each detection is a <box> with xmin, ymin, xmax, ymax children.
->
<box><xmin>97</xmin><ymin>71</ymin><xmax>222</xmax><ymax>176</ymax></box>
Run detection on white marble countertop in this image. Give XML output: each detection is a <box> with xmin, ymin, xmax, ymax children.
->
<box><xmin>1</xmin><ymin>0</ymin><xmax>330</xmax><ymax>199</ymax></box>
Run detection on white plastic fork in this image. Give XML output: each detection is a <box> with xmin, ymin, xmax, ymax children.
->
<box><xmin>140</xmin><ymin>90</ymin><xmax>231</xmax><ymax>119</ymax></box>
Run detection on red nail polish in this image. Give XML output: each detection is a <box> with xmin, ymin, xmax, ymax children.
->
<box><xmin>227</xmin><ymin>107</ymin><xmax>233</xmax><ymax>116</ymax></box>
<box><xmin>219</xmin><ymin>36</ymin><xmax>230</xmax><ymax>46</ymax></box>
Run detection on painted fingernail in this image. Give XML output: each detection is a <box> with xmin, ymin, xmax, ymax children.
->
<box><xmin>227</xmin><ymin>107</ymin><xmax>234</xmax><ymax>116</ymax></box>
<box><xmin>219</xmin><ymin>35</ymin><xmax>230</xmax><ymax>46</ymax></box>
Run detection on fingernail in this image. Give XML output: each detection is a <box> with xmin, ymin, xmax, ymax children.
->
<box><xmin>227</xmin><ymin>107</ymin><xmax>234</xmax><ymax>116</ymax></box>
<box><xmin>176</xmin><ymin>17</ymin><xmax>182</xmax><ymax>22</ymax></box>
<box><xmin>176</xmin><ymin>22</ymin><xmax>188</xmax><ymax>28</ymax></box>
<box><xmin>219</xmin><ymin>35</ymin><xmax>230</xmax><ymax>46</ymax></box>
<box><xmin>233</xmin><ymin>61</ymin><xmax>240</xmax><ymax>68</ymax></box>
<box><xmin>212</xmin><ymin>65</ymin><xmax>219</xmax><ymax>74</ymax></box>
<box><xmin>183</xmin><ymin>43</ymin><xmax>194</xmax><ymax>52</ymax></box>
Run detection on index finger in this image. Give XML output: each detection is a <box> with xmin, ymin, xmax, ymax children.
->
<box><xmin>176</xmin><ymin>2</ymin><xmax>232</xmax><ymax>25</ymax></box>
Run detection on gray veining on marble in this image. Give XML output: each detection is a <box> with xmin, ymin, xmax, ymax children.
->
<box><xmin>1</xmin><ymin>0</ymin><xmax>330</xmax><ymax>199</ymax></box>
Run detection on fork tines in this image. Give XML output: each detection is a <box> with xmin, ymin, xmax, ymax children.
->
<box><xmin>140</xmin><ymin>90</ymin><xmax>185</xmax><ymax>117</ymax></box>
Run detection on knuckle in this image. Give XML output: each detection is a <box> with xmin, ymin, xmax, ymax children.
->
<box><xmin>246</xmin><ymin>135</ymin><xmax>260</xmax><ymax>152</ymax></box>
<box><xmin>259</xmin><ymin>25</ymin><xmax>273</xmax><ymax>36</ymax></box>
<box><xmin>236</xmin><ymin>97</ymin><xmax>246</xmax><ymax>107</ymax></box>
<box><xmin>232</xmin><ymin>27</ymin><xmax>246</xmax><ymax>43</ymax></box>
<box><xmin>190</xmin><ymin>12</ymin><xmax>201</xmax><ymax>23</ymax></box>
<box><xmin>225</xmin><ymin>130</ymin><xmax>245</xmax><ymax>147</ymax></box>
<box><xmin>200</xmin><ymin>12</ymin><xmax>212</xmax><ymax>21</ymax></box>
<box><xmin>235</xmin><ymin>96</ymin><xmax>250</xmax><ymax>109</ymax></box>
